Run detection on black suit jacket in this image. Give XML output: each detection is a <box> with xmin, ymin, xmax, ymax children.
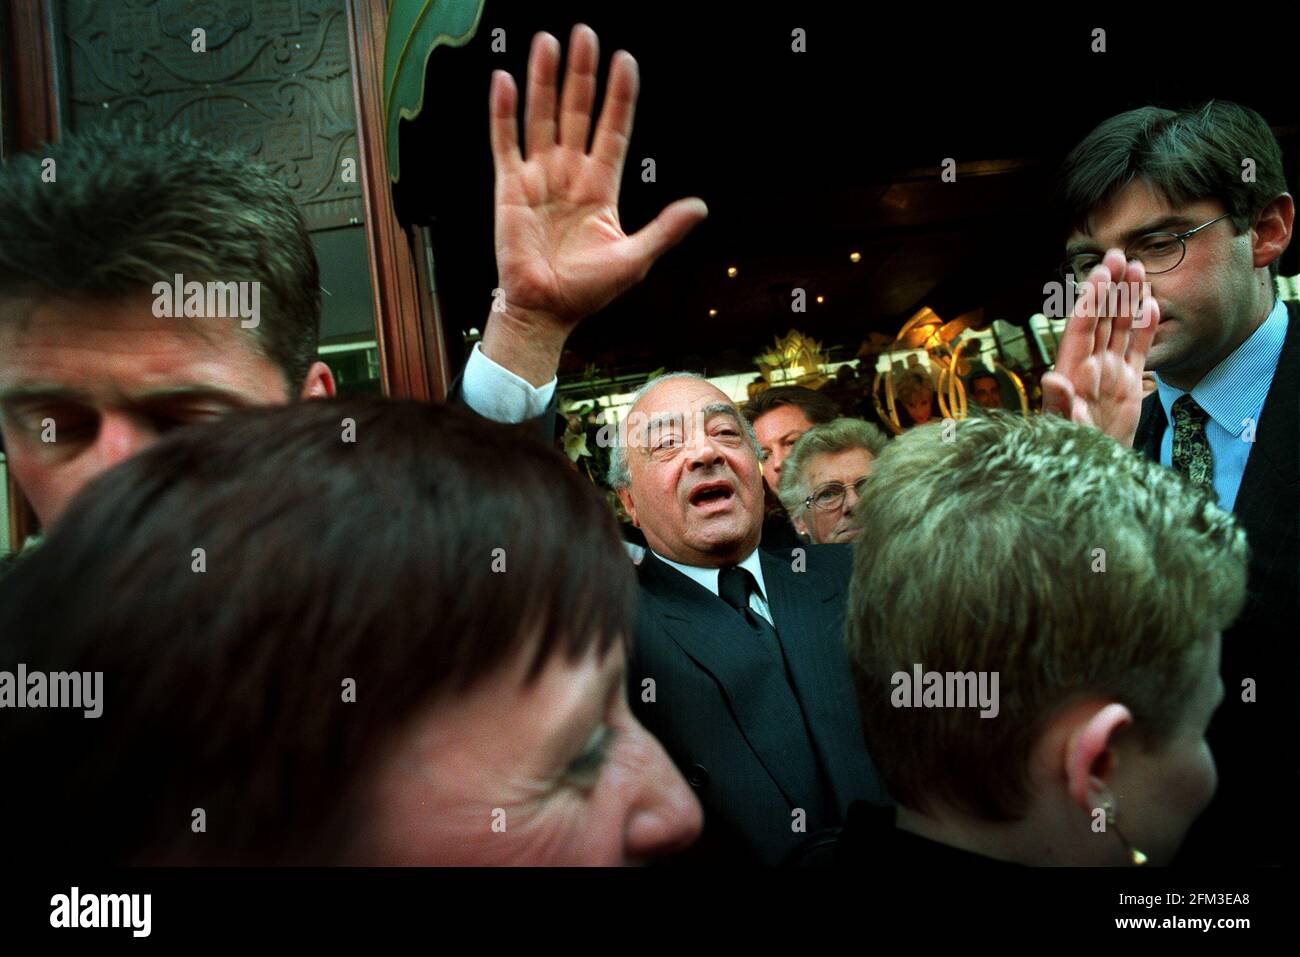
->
<box><xmin>629</xmin><ymin>544</ymin><xmax>889</xmax><ymax>865</ymax></box>
<box><xmin>1135</xmin><ymin>299</ymin><xmax>1299</xmax><ymax>865</ymax></box>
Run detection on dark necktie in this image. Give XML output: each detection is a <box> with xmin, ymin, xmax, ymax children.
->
<box><xmin>716</xmin><ymin>564</ymin><xmax>833</xmax><ymax>821</ymax></box>
<box><xmin>1172</xmin><ymin>394</ymin><xmax>1214</xmax><ymax>492</ymax></box>
<box><xmin>717</xmin><ymin>564</ymin><xmax>777</xmax><ymax>643</ymax></box>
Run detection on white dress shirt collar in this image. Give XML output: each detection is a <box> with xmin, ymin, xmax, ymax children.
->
<box><xmin>651</xmin><ymin>546</ymin><xmax>769</xmax><ymax>602</ymax></box>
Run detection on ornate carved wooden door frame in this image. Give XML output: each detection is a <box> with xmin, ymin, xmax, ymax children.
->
<box><xmin>346</xmin><ymin>0</ymin><xmax>450</xmax><ymax>403</ymax></box>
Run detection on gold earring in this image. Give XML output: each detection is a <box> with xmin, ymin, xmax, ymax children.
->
<box><xmin>1101</xmin><ymin>798</ymin><xmax>1148</xmax><ymax>866</ymax></box>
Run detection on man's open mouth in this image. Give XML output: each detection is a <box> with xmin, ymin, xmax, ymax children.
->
<box><xmin>688</xmin><ymin>482</ymin><xmax>735</xmax><ymax>508</ymax></box>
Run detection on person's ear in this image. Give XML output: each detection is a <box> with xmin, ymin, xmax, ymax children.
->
<box><xmin>791</xmin><ymin>511</ymin><xmax>809</xmax><ymax>537</ymax></box>
<box><xmin>1251</xmin><ymin>193</ymin><xmax>1294</xmax><ymax>271</ymax></box>
<box><xmin>1063</xmin><ymin>702</ymin><xmax>1132</xmax><ymax>815</ymax></box>
<box><xmin>299</xmin><ymin>360</ymin><xmax>336</xmax><ymax>399</ymax></box>
<box><xmin>616</xmin><ymin>486</ymin><xmax>640</xmax><ymax>527</ymax></box>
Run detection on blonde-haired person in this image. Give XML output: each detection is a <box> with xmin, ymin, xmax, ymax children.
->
<box><xmin>816</xmin><ymin>412</ymin><xmax>1246</xmax><ymax>866</ymax></box>
<box><xmin>777</xmin><ymin>418</ymin><xmax>889</xmax><ymax>545</ymax></box>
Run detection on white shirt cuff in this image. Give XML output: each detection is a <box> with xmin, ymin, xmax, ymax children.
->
<box><xmin>461</xmin><ymin>341</ymin><xmax>557</xmax><ymax>424</ymax></box>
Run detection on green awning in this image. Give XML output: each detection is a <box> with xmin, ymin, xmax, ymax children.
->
<box><xmin>383</xmin><ymin>0</ymin><xmax>486</xmax><ymax>183</ymax></box>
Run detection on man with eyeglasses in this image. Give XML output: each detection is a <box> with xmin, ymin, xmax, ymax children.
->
<box><xmin>777</xmin><ymin>418</ymin><xmax>889</xmax><ymax>545</ymax></box>
<box><xmin>1040</xmin><ymin>101</ymin><xmax>1296</xmax><ymax>865</ymax></box>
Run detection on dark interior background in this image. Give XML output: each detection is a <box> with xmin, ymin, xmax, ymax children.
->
<box><xmin>394</xmin><ymin>5</ymin><xmax>1299</xmax><ymax>383</ymax></box>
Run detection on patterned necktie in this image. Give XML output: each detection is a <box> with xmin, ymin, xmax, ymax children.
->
<box><xmin>1171</xmin><ymin>394</ymin><xmax>1214</xmax><ymax>492</ymax></box>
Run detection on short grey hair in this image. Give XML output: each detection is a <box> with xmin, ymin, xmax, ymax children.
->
<box><xmin>777</xmin><ymin>417</ymin><xmax>889</xmax><ymax>515</ymax></box>
<box><xmin>606</xmin><ymin>372</ymin><xmax>760</xmax><ymax>488</ymax></box>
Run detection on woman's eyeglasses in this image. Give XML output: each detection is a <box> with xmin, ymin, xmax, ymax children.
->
<box><xmin>804</xmin><ymin>476</ymin><xmax>870</xmax><ymax>513</ymax></box>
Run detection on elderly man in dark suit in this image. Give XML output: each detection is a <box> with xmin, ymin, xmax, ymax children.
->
<box><xmin>603</xmin><ymin>373</ymin><xmax>886</xmax><ymax>864</ymax></box>
<box><xmin>1042</xmin><ymin>101</ymin><xmax>1296</xmax><ymax>865</ymax></box>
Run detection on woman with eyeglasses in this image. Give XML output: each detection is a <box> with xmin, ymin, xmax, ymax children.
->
<box><xmin>777</xmin><ymin>418</ymin><xmax>889</xmax><ymax>544</ymax></box>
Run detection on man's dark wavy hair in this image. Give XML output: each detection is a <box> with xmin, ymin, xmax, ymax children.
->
<box><xmin>1056</xmin><ymin>100</ymin><xmax>1289</xmax><ymax>279</ymax></box>
<box><xmin>0</xmin><ymin>125</ymin><xmax>321</xmax><ymax>391</ymax></box>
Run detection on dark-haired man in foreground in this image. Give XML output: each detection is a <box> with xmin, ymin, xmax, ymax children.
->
<box><xmin>0</xmin><ymin>126</ymin><xmax>335</xmax><ymax>530</ymax></box>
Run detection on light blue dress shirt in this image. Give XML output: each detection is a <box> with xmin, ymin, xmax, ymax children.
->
<box><xmin>1155</xmin><ymin>298</ymin><xmax>1288</xmax><ymax>512</ymax></box>
<box><xmin>461</xmin><ymin>341</ymin><xmax>557</xmax><ymax>422</ymax></box>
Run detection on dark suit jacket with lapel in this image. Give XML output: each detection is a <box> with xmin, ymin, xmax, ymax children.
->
<box><xmin>629</xmin><ymin>544</ymin><xmax>890</xmax><ymax>866</ymax></box>
<box><xmin>1135</xmin><ymin>299</ymin><xmax>1299</xmax><ymax>864</ymax></box>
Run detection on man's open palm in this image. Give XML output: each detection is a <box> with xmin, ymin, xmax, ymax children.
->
<box><xmin>490</xmin><ymin>25</ymin><xmax>708</xmax><ymax>334</ymax></box>
<box><xmin>1040</xmin><ymin>250</ymin><xmax>1159</xmax><ymax>447</ymax></box>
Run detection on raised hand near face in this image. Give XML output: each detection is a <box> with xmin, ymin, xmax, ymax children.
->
<box><xmin>1040</xmin><ymin>249</ymin><xmax>1159</xmax><ymax>447</ymax></box>
<box><xmin>481</xmin><ymin>24</ymin><xmax>709</xmax><ymax>385</ymax></box>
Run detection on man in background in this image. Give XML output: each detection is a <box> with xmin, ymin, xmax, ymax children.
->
<box><xmin>969</xmin><ymin>371</ymin><xmax>1004</xmax><ymax>410</ymax></box>
<box><xmin>741</xmin><ymin>386</ymin><xmax>841</xmax><ymax>552</ymax></box>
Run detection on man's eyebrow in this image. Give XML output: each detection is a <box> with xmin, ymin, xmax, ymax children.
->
<box><xmin>701</xmin><ymin>403</ymin><xmax>743</xmax><ymax>425</ymax></box>
<box><xmin>1118</xmin><ymin>215</ymin><xmax>1197</xmax><ymax>245</ymax></box>
<box><xmin>128</xmin><ymin>386</ymin><xmax>253</xmax><ymax>407</ymax></box>
<box><xmin>1067</xmin><ymin>215</ymin><xmax>1197</xmax><ymax>256</ymax></box>
<box><xmin>0</xmin><ymin>384</ymin><xmax>252</xmax><ymax>407</ymax></box>
<box><xmin>811</xmin><ymin>479</ymin><xmax>848</xmax><ymax>491</ymax></box>
<box><xmin>0</xmin><ymin>385</ymin><xmax>93</xmax><ymax>404</ymax></box>
<box><xmin>642</xmin><ymin>411</ymin><xmax>685</xmax><ymax>434</ymax></box>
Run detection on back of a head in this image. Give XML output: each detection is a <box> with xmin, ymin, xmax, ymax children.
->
<box><xmin>0</xmin><ymin>398</ymin><xmax>636</xmax><ymax>864</ymax></box>
<box><xmin>845</xmin><ymin>412</ymin><xmax>1248</xmax><ymax>822</ymax></box>
<box><xmin>0</xmin><ymin>125</ymin><xmax>321</xmax><ymax>390</ymax></box>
